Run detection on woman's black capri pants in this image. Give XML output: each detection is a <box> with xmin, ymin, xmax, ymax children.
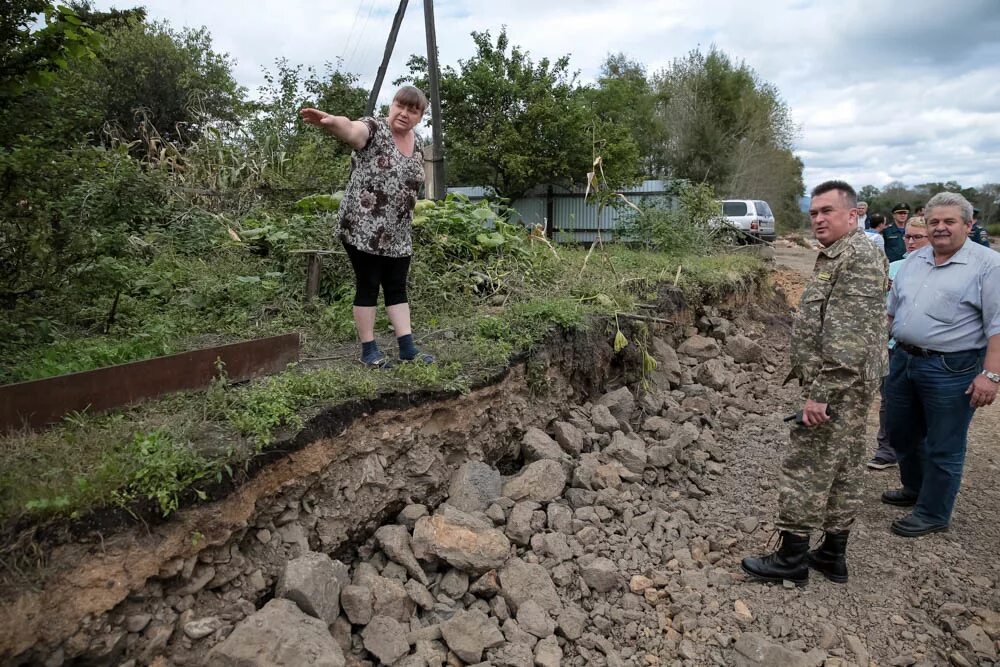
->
<box><xmin>342</xmin><ymin>242</ymin><xmax>411</xmax><ymax>307</ymax></box>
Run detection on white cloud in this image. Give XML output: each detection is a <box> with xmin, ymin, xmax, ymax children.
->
<box><xmin>91</xmin><ymin>0</ymin><xmax>1000</xmax><ymax>189</ymax></box>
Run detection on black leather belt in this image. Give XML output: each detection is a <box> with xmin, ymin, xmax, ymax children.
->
<box><xmin>896</xmin><ymin>342</ymin><xmax>944</xmax><ymax>357</ymax></box>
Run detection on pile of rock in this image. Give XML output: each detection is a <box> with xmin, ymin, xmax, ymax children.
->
<box><xmin>201</xmin><ymin>329</ymin><xmax>806</xmax><ymax>666</ymax></box>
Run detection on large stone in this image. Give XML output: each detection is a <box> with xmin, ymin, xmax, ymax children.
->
<box><xmin>647</xmin><ymin>445</ymin><xmax>677</xmax><ymax>468</ymax></box>
<box><xmin>597</xmin><ymin>387</ymin><xmax>635</xmax><ymax>422</ymax></box>
<box><xmin>571</xmin><ymin>453</ymin><xmax>602</xmax><ymax>490</ymax></box>
<box><xmin>733</xmin><ymin>632</ymin><xmax>819</xmax><ymax>667</ymax></box>
<box><xmin>440</xmin><ymin>610</ymin><xmax>505</xmax><ymax>663</ymax></box>
<box><xmin>522</xmin><ymin>428</ymin><xmax>568</xmax><ymax>463</ymax></box>
<box><xmin>604</xmin><ymin>431</ymin><xmax>647</xmax><ymax>474</ymax></box>
<box><xmin>369</xmin><ymin>574</ymin><xmax>415</xmax><ymax>623</ymax></box>
<box><xmin>448</xmin><ymin>462</ymin><xmax>503</xmax><ymax>514</ymax></box>
<box><xmin>375</xmin><ymin>524</ymin><xmax>429</xmax><ymax>585</ymax></box>
<box><xmin>578</xmin><ymin>555</ymin><xmax>618</xmax><ymax>593</ymax></box>
<box><xmin>340</xmin><ymin>585</ymin><xmax>373</xmax><ymax>624</ymax></box>
<box><xmin>274</xmin><ymin>551</ymin><xmax>348</xmax><ymax>626</ymax></box>
<box><xmin>506</xmin><ymin>500</ymin><xmax>541</xmax><ymax>546</ymax></box>
<box><xmin>641</xmin><ymin>415</ymin><xmax>674</xmax><ymax>439</ymax></box>
<box><xmin>412</xmin><ymin>509</ymin><xmax>511</xmax><ymax>574</ymax></box>
<box><xmin>552</xmin><ymin>421</ymin><xmax>585</xmax><ymax>456</ymax></box>
<box><xmin>362</xmin><ymin>616</ymin><xmax>410</xmax><ymax>665</ymax></box>
<box><xmin>696</xmin><ymin>358</ymin><xmax>733</xmax><ymax>391</ymax></box>
<box><xmin>439</xmin><ymin>569</ymin><xmax>470</xmax><ymax>599</ymax></box>
<box><xmin>677</xmin><ymin>335</ymin><xmax>721</xmax><ymax>360</ymax></box>
<box><xmin>397</xmin><ymin>503</ymin><xmax>429</xmax><ymax>530</ymax></box>
<box><xmin>557</xmin><ymin>605</ymin><xmax>588</xmax><ymax>640</ymax></box>
<box><xmin>516</xmin><ymin>599</ymin><xmax>555</xmax><ymax>638</ymax></box>
<box><xmin>502</xmin><ymin>459</ymin><xmax>566</xmax><ymax>503</ymax></box>
<box><xmin>727</xmin><ymin>334</ymin><xmax>764</xmax><ymax>363</ymax></box>
<box><xmin>650</xmin><ymin>337</ymin><xmax>682</xmax><ymax>386</ymax></box>
<box><xmin>534</xmin><ymin>635</ymin><xmax>563</xmax><ymax>667</ymax></box>
<box><xmin>469</xmin><ymin>570</ymin><xmax>502</xmax><ymax>598</ymax></box>
<box><xmin>404</xmin><ymin>579</ymin><xmax>436</xmax><ymax>610</ymax></box>
<box><xmin>589</xmin><ymin>404</ymin><xmax>620</xmax><ymax>434</ymax></box>
<box><xmin>499</xmin><ymin>558</ymin><xmax>562</xmax><ymax>613</ymax></box>
<box><xmin>546</xmin><ymin>503</ymin><xmax>574</xmax><ymax>534</ymax></box>
<box><xmin>206</xmin><ymin>599</ymin><xmax>345</xmax><ymax>667</ymax></box>
<box><xmin>956</xmin><ymin>624</ymin><xmax>997</xmax><ymax>658</ymax></box>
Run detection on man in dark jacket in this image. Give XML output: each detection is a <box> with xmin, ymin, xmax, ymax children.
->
<box><xmin>970</xmin><ymin>208</ymin><xmax>991</xmax><ymax>247</ymax></box>
<box><xmin>883</xmin><ymin>203</ymin><xmax>910</xmax><ymax>262</ymax></box>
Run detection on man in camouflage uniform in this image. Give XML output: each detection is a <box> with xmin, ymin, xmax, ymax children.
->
<box><xmin>742</xmin><ymin>180</ymin><xmax>888</xmax><ymax>585</ymax></box>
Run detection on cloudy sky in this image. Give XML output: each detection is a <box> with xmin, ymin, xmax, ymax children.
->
<box><xmin>94</xmin><ymin>0</ymin><xmax>1000</xmax><ymax>191</ymax></box>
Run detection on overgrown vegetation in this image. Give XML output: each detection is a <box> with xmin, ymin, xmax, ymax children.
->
<box><xmin>0</xmin><ymin>192</ymin><xmax>764</xmax><ymax>527</ymax></box>
<box><xmin>0</xmin><ymin>4</ymin><xmax>762</xmax><ymax>531</ymax></box>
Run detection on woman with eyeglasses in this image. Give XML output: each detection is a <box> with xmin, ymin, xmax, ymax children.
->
<box><xmin>869</xmin><ymin>216</ymin><xmax>933</xmax><ymax>470</ymax></box>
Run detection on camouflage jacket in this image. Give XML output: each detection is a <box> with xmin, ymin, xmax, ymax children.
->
<box><xmin>786</xmin><ymin>228</ymin><xmax>889</xmax><ymax>403</ymax></box>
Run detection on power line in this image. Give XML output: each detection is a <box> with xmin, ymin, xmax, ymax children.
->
<box><xmin>339</xmin><ymin>0</ymin><xmax>368</xmax><ymax>65</ymax></box>
<box><xmin>345</xmin><ymin>0</ymin><xmax>378</xmax><ymax>75</ymax></box>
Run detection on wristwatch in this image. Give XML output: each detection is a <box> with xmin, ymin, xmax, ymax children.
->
<box><xmin>982</xmin><ymin>370</ymin><xmax>1000</xmax><ymax>383</ymax></box>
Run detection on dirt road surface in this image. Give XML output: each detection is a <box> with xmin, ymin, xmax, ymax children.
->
<box><xmin>729</xmin><ymin>241</ymin><xmax>1000</xmax><ymax>666</ymax></box>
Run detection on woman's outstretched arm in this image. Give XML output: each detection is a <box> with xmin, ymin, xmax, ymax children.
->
<box><xmin>299</xmin><ymin>108</ymin><xmax>371</xmax><ymax>150</ymax></box>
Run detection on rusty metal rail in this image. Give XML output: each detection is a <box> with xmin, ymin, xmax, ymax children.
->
<box><xmin>0</xmin><ymin>333</ymin><xmax>300</xmax><ymax>433</ymax></box>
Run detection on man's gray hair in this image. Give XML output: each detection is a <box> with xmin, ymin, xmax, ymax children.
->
<box><xmin>858</xmin><ymin>201</ymin><xmax>868</xmax><ymax>207</ymax></box>
<box><xmin>925</xmin><ymin>192</ymin><xmax>973</xmax><ymax>223</ymax></box>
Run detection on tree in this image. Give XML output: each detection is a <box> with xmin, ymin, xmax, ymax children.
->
<box><xmin>404</xmin><ymin>29</ymin><xmax>638</xmax><ymax>199</ymax></box>
<box><xmin>0</xmin><ymin>1</ymin><xmax>101</xmax><ymax>100</ymax></box>
<box><xmin>651</xmin><ymin>47</ymin><xmax>804</xmax><ymax>231</ymax></box>
<box><xmin>583</xmin><ymin>53</ymin><xmax>663</xmax><ymax>177</ymax></box>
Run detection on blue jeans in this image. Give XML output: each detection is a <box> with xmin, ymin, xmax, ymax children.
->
<box><xmin>885</xmin><ymin>347</ymin><xmax>984</xmax><ymax>524</ymax></box>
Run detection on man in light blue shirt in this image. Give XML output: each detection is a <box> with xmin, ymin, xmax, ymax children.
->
<box><xmin>882</xmin><ymin>192</ymin><xmax>1000</xmax><ymax>537</ymax></box>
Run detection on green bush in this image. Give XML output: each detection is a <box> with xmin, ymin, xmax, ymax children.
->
<box><xmin>620</xmin><ymin>181</ymin><xmax>733</xmax><ymax>253</ymax></box>
<box><xmin>0</xmin><ymin>143</ymin><xmax>173</xmax><ymax>341</ymax></box>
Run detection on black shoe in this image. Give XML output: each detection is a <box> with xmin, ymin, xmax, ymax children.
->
<box><xmin>867</xmin><ymin>456</ymin><xmax>897</xmax><ymax>470</ymax></box>
<box><xmin>806</xmin><ymin>531</ymin><xmax>849</xmax><ymax>583</ymax></box>
<box><xmin>741</xmin><ymin>531</ymin><xmax>810</xmax><ymax>586</ymax></box>
<box><xmin>881</xmin><ymin>488</ymin><xmax>918</xmax><ymax>507</ymax></box>
<box><xmin>891</xmin><ymin>514</ymin><xmax>948</xmax><ymax>538</ymax></box>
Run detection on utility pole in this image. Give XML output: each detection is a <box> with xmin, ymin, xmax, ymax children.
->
<box><xmin>423</xmin><ymin>0</ymin><xmax>445</xmax><ymax>200</ymax></box>
<box><xmin>366</xmin><ymin>0</ymin><xmax>409</xmax><ymax>116</ymax></box>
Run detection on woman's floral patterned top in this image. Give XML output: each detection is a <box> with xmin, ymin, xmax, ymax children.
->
<box><xmin>338</xmin><ymin>117</ymin><xmax>425</xmax><ymax>257</ymax></box>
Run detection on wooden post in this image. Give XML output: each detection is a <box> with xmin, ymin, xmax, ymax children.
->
<box><xmin>423</xmin><ymin>144</ymin><xmax>438</xmax><ymax>200</ymax></box>
<box><xmin>306</xmin><ymin>252</ymin><xmax>322</xmax><ymax>301</ymax></box>
<box><xmin>366</xmin><ymin>0</ymin><xmax>410</xmax><ymax>116</ymax></box>
<box><xmin>423</xmin><ymin>0</ymin><xmax>446</xmax><ymax>200</ymax></box>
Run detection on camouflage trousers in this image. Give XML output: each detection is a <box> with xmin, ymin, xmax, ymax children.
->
<box><xmin>776</xmin><ymin>385</ymin><xmax>875</xmax><ymax>535</ymax></box>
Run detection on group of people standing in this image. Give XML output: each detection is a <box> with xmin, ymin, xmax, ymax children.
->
<box><xmin>743</xmin><ymin>181</ymin><xmax>999</xmax><ymax>587</ymax></box>
<box><xmin>862</xmin><ymin>200</ymin><xmax>991</xmax><ymax>263</ymax></box>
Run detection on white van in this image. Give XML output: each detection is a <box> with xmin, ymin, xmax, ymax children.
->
<box><xmin>717</xmin><ymin>199</ymin><xmax>776</xmax><ymax>243</ymax></box>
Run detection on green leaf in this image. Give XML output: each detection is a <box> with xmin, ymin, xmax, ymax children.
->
<box><xmin>614</xmin><ymin>330</ymin><xmax>628</xmax><ymax>353</ymax></box>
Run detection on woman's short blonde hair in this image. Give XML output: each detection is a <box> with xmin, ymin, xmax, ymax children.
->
<box><xmin>906</xmin><ymin>216</ymin><xmax>927</xmax><ymax>229</ymax></box>
<box><xmin>393</xmin><ymin>85</ymin><xmax>428</xmax><ymax>113</ymax></box>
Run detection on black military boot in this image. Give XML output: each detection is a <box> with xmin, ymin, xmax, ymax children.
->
<box><xmin>741</xmin><ymin>531</ymin><xmax>810</xmax><ymax>586</ymax></box>
<box><xmin>807</xmin><ymin>531</ymin><xmax>849</xmax><ymax>583</ymax></box>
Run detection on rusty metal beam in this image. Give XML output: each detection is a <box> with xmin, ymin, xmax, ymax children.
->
<box><xmin>1</xmin><ymin>333</ymin><xmax>300</xmax><ymax>433</ymax></box>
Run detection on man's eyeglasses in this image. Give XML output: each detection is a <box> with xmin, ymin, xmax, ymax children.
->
<box><xmin>904</xmin><ymin>234</ymin><xmax>927</xmax><ymax>241</ymax></box>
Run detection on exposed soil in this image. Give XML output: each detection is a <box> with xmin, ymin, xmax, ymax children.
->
<box><xmin>3</xmin><ymin>250</ymin><xmax>998</xmax><ymax>667</ymax></box>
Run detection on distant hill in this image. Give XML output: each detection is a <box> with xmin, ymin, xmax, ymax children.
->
<box><xmin>799</xmin><ymin>196</ymin><xmax>810</xmax><ymax>212</ymax></box>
